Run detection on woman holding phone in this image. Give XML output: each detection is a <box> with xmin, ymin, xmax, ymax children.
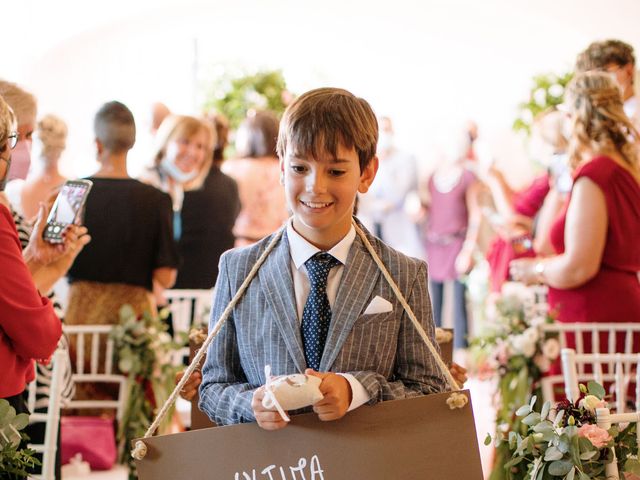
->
<box><xmin>0</xmin><ymin>94</ymin><xmax>90</xmax><ymax>415</ymax></box>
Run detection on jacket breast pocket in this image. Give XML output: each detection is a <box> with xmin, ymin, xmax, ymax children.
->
<box><xmin>342</xmin><ymin>312</ymin><xmax>399</xmax><ymax>372</ymax></box>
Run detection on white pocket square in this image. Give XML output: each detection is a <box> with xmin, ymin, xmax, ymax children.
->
<box><xmin>363</xmin><ymin>295</ymin><xmax>393</xmax><ymax>315</ymax></box>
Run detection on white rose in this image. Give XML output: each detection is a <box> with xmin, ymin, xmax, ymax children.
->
<box><xmin>511</xmin><ymin>334</ymin><xmax>536</xmax><ymax>358</ymax></box>
<box><xmin>529</xmin><ymin>315</ymin><xmax>547</xmax><ymax>328</ymax></box>
<box><xmin>542</xmin><ymin>338</ymin><xmax>561</xmax><ymax>360</ymax></box>
<box><xmin>523</xmin><ymin>327</ymin><xmax>539</xmax><ymax>344</ymax></box>
<box><xmin>579</xmin><ymin>395</ymin><xmax>606</xmax><ymax>413</ymax></box>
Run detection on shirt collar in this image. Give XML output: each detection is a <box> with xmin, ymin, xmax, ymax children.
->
<box><xmin>287</xmin><ymin>218</ymin><xmax>356</xmax><ymax>270</ymax></box>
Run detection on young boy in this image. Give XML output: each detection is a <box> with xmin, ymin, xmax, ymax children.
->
<box><xmin>199</xmin><ymin>88</ymin><xmax>445</xmax><ymax>429</ymax></box>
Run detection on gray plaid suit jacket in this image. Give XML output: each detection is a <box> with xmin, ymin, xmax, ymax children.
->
<box><xmin>199</xmin><ymin>219</ymin><xmax>446</xmax><ymax>426</ymax></box>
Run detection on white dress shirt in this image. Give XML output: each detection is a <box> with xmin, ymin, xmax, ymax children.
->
<box><xmin>286</xmin><ymin>219</ymin><xmax>370</xmax><ymax>411</ymax></box>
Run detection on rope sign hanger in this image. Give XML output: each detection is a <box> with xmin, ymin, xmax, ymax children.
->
<box><xmin>132</xmin><ymin>219</ymin><xmax>466</xmax><ymax>461</ymax></box>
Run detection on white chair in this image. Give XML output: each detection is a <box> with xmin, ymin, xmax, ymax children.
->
<box><xmin>164</xmin><ymin>289</ymin><xmax>214</xmax><ymax>365</ymax></box>
<box><xmin>539</xmin><ymin>323</ymin><xmax>640</xmax><ymax>403</ymax></box>
<box><xmin>62</xmin><ymin>325</ymin><xmax>129</xmax><ymax>480</ymax></box>
<box><xmin>27</xmin><ymin>349</ymin><xmax>67</xmax><ymax>480</ymax></box>
<box><xmin>63</xmin><ymin>325</ymin><xmax>127</xmax><ymax>423</ymax></box>
<box><xmin>562</xmin><ymin>348</ymin><xmax>640</xmax><ymax>480</ymax></box>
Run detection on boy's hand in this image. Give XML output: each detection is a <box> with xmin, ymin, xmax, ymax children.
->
<box><xmin>449</xmin><ymin>362</ymin><xmax>468</xmax><ymax>387</ymax></box>
<box><xmin>252</xmin><ymin>386</ymin><xmax>289</xmax><ymax>431</ymax></box>
<box><xmin>306</xmin><ymin>369</ymin><xmax>351</xmax><ymax>421</ymax></box>
<box><xmin>175</xmin><ymin>370</ymin><xmax>202</xmax><ymax>401</ymax></box>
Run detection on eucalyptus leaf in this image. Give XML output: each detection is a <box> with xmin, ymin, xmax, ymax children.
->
<box><xmin>484</xmin><ymin>433</ymin><xmax>492</xmax><ymax>446</ymax></box>
<box><xmin>565</xmin><ymin>466</ymin><xmax>575</xmax><ymax>480</ymax></box>
<box><xmin>578</xmin><ymin>471</ymin><xmax>590</xmax><ymax>480</ymax></box>
<box><xmin>533</xmin><ymin>421</ymin><xmax>554</xmax><ymax>434</ymax></box>
<box><xmin>587</xmin><ymin>381</ymin><xmax>606</xmax><ymax>399</ymax></box>
<box><xmin>544</xmin><ymin>446</ymin><xmax>564</xmax><ymax>461</ymax></box>
<box><xmin>530</xmin><ymin>395</ymin><xmax>538</xmax><ymax>410</ymax></box>
<box><xmin>0</xmin><ymin>399</ymin><xmax>10</xmax><ymax>422</ymax></box>
<box><xmin>522</xmin><ymin>412</ymin><xmax>542</xmax><ymax>426</ymax></box>
<box><xmin>540</xmin><ymin>401</ymin><xmax>551</xmax><ymax>421</ymax></box>
<box><xmin>579</xmin><ymin>450</ymin><xmax>598</xmax><ymax>460</ymax></box>
<box><xmin>516</xmin><ymin>404</ymin><xmax>532</xmax><ymax>416</ymax></box>
<box><xmin>548</xmin><ymin>460</ymin><xmax>573</xmax><ymax>476</ymax></box>
<box><xmin>11</xmin><ymin>413</ymin><xmax>29</xmax><ymax>431</ymax></box>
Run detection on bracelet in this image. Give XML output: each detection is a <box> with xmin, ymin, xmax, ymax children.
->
<box><xmin>534</xmin><ymin>261</ymin><xmax>546</xmax><ymax>283</ymax></box>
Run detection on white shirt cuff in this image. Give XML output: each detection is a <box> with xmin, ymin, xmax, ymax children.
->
<box><xmin>337</xmin><ymin>373</ymin><xmax>370</xmax><ymax>411</ymax></box>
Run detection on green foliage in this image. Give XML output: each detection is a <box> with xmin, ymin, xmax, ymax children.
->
<box><xmin>0</xmin><ymin>399</ymin><xmax>41</xmax><ymax>479</ymax></box>
<box><xmin>110</xmin><ymin>305</ymin><xmax>187</xmax><ymax>479</ymax></box>
<box><xmin>497</xmin><ymin>384</ymin><xmax>639</xmax><ymax>480</ymax></box>
<box><xmin>471</xmin><ymin>288</ymin><xmax>559</xmax><ymax>480</ymax></box>
<box><xmin>513</xmin><ymin>71</ymin><xmax>574</xmax><ymax>136</ymax></box>
<box><xmin>203</xmin><ymin>69</ymin><xmax>289</xmax><ymax>131</ymax></box>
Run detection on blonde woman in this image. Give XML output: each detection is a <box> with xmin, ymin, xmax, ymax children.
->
<box><xmin>7</xmin><ymin>114</ymin><xmax>68</xmax><ymax>220</ymax></box>
<box><xmin>510</xmin><ymin>71</ymin><xmax>640</xmax><ymax>353</ymax></box>
<box><xmin>142</xmin><ymin>115</ymin><xmax>215</xmax><ymax>240</ymax></box>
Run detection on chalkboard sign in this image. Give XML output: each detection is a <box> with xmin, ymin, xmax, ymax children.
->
<box><xmin>188</xmin><ymin>328</ymin><xmax>456</xmax><ymax>431</ymax></box>
<box><xmin>135</xmin><ymin>390</ymin><xmax>482</xmax><ymax>479</ymax></box>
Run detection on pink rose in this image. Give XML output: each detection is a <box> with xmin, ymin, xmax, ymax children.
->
<box><xmin>578</xmin><ymin>424</ymin><xmax>612</xmax><ymax>448</ymax></box>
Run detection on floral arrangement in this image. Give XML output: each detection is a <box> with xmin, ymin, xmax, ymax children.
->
<box><xmin>0</xmin><ymin>399</ymin><xmax>40</xmax><ymax>478</ymax></box>
<box><xmin>203</xmin><ymin>69</ymin><xmax>290</xmax><ymax>131</ymax></box>
<box><xmin>488</xmin><ymin>382</ymin><xmax>640</xmax><ymax>479</ymax></box>
<box><xmin>470</xmin><ymin>283</ymin><xmax>559</xmax><ymax>480</ymax></box>
<box><xmin>513</xmin><ymin>71</ymin><xmax>573</xmax><ymax>136</ymax></box>
<box><xmin>110</xmin><ymin>305</ymin><xmax>187</xmax><ymax>479</ymax></box>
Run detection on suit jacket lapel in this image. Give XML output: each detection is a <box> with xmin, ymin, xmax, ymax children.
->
<box><xmin>260</xmin><ymin>231</ymin><xmax>307</xmax><ymax>372</ymax></box>
<box><xmin>321</xmin><ymin>231</ymin><xmax>380</xmax><ymax>371</ymax></box>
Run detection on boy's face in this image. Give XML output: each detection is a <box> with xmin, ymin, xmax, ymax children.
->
<box><xmin>281</xmin><ymin>142</ymin><xmax>378</xmax><ymax>250</ymax></box>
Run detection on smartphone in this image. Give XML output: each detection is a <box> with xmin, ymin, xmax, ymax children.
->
<box><xmin>43</xmin><ymin>179</ymin><xmax>93</xmax><ymax>243</ymax></box>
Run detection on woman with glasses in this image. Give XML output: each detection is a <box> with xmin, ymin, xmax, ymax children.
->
<box><xmin>0</xmin><ymin>93</ymin><xmax>89</xmax><ymax>415</ymax></box>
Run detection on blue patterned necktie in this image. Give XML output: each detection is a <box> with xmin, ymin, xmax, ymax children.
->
<box><xmin>301</xmin><ymin>252</ymin><xmax>341</xmax><ymax>371</ymax></box>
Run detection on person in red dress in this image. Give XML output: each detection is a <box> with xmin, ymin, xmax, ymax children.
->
<box><xmin>510</xmin><ymin>71</ymin><xmax>640</xmax><ymax>353</ymax></box>
<box><xmin>0</xmin><ymin>95</ymin><xmax>90</xmax><ymax>414</ymax></box>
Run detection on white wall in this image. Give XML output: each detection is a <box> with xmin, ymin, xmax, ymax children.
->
<box><xmin>7</xmin><ymin>0</ymin><xmax>640</xmax><ymax>183</ymax></box>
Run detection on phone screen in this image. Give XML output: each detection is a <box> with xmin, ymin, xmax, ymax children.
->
<box><xmin>47</xmin><ymin>182</ymin><xmax>91</xmax><ymax>225</ymax></box>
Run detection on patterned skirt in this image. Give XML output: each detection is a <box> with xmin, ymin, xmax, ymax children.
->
<box><xmin>65</xmin><ymin>281</ymin><xmax>156</xmax><ymax>417</ymax></box>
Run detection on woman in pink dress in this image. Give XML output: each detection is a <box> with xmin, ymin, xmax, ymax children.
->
<box><xmin>421</xmin><ymin>133</ymin><xmax>481</xmax><ymax>349</ymax></box>
<box><xmin>222</xmin><ymin>111</ymin><xmax>288</xmax><ymax>246</ymax></box>
<box><xmin>510</xmin><ymin>71</ymin><xmax>640</xmax><ymax>353</ymax></box>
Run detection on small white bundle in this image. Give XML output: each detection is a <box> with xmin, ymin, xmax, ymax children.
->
<box><xmin>262</xmin><ymin>366</ymin><xmax>324</xmax><ymax>421</ymax></box>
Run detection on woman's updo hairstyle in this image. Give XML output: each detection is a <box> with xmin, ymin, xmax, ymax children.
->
<box><xmin>565</xmin><ymin>71</ymin><xmax>639</xmax><ymax>169</ymax></box>
<box><xmin>36</xmin><ymin>114</ymin><xmax>68</xmax><ymax>158</ymax></box>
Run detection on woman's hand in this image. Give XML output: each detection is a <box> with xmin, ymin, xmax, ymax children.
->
<box><xmin>23</xmin><ymin>202</ymin><xmax>91</xmax><ymax>291</ymax></box>
<box><xmin>509</xmin><ymin>258</ymin><xmax>541</xmax><ymax>285</ymax></box>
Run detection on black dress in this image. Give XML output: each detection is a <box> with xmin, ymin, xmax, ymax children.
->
<box><xmin>174</xmin><ymin>166</ymin><xmax>240</xmax><ymax>289</ymax></box>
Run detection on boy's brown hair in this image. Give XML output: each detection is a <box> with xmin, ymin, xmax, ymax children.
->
<box><xmin>276</xmin><ymin>88</ymin><xmax>378</xmax><ymax>172</ymax></box>
<box><xmin>575</xmin><ymin>39</ymin><xmax>635</xmax><ymax>73</ymax></box>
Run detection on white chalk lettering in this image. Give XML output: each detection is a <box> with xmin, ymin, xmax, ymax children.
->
<box><xmin>261</xmin><ymin>465</ymin><xmax>277</xmax><ymax>480</ymax></box>
<box><xmin>234</xmin><ymin>455</ymin><xmax>324</xmax><ymax>480</ymax></box>
<box><xmin>309</xmin><ymin>455</ymin><xmax>324</xmax><ymax>480</ymax></box>
<box><xmin>289</xmin><ymin>457</ymin><xmax>307</xmax><ymax>480</ymax></box>
<box><xmin>235</xmin><ymin>472</ymin><xmax>256</xmax><ymax>480</ymax></box>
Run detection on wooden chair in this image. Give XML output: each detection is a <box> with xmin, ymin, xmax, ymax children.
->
<box><xmin>26</xmin><ymin>349</ymin><xmax>66</xmax><ymax>480</ymax></box>
<box><xmin>539</xmin><ymin>323</ymin><xmax>640</xmax><ymax>404</ymax></box>
<box><xmin>562</xmin><ymin>348</ymin><xmax>640</xmax><ymax>480</ymax></box>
